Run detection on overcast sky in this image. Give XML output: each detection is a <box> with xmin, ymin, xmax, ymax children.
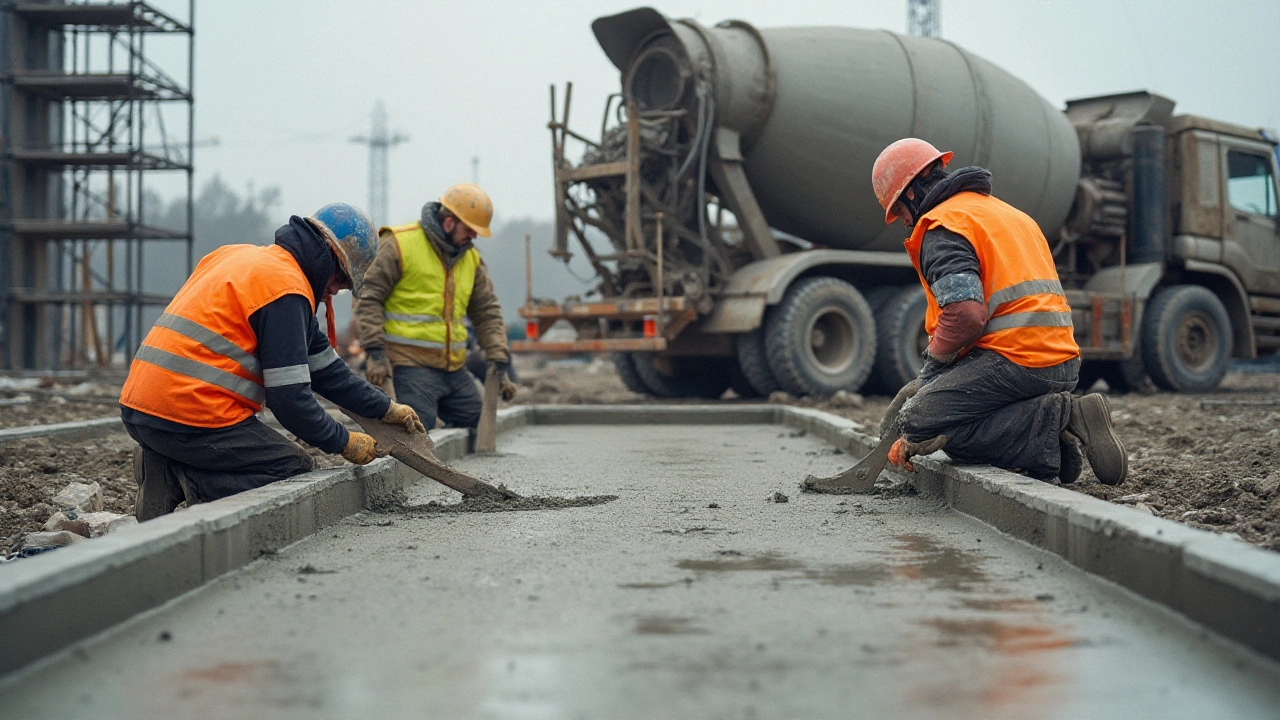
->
<box><xmin>179</xmin><ymin>0</ymin><xmax>1280</xmax><ymax>231</ymax></box>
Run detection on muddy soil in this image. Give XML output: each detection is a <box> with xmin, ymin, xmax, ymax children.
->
<box><xmin>510</xmin><ymin>357</ymin><xmax>1280</xmax><ymax>552</ymax></box>
<box><xmin>0</xmin><ymin>377</ymin><xmax>126</xmax><ymax>430</ymax></box>
<box><xmin>0</xmin><ymin>434</ymin><xmax>137</xmax><ymax>553</ymax></box>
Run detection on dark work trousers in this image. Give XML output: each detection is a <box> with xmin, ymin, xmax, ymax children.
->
<box><xmin>393</xmin><ymin>365</ymin><xmax>483</xmax><ymax>429</ymax></box>
<box><xmin>896</xmin><ymin>349</ymin><xmax>1080</xmax><ymax>479</ymax></box>
<box><xmin>123</xmin><ymin>416</ymin><xmax>317</xmax><ymax>504</ymax></box>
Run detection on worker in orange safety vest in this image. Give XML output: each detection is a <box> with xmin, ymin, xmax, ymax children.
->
<box><xmin>119</xmin><ymin>202</ymin><xmax>425</xmax><ymax>520</ymax></box>
<box><xmin>871</xmin><ymin>138</ymin><xmax>1127</xmax><ymax>485</ymax></box>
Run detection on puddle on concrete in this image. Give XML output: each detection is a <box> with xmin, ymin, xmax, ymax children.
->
<box><xmin>923</xmin><ymin>619</ymin><xmax>1075</xmax><ymax>653</ymax></box>
<box><xmin>794</xmin><ymin>563</ymin><xmax>891</xmax><ymax>587</ymax></box>
<box><xmin>408</xmin><ymin>494</ymin><xmax>619</xmax><ymax>514</ymax></box>
<box><xmin>891</xmin><ymin>534</ymin><xmax>988</xmax><ymax>591</ymax></box>
<box><xmin>633</xmin><ymin>615</ymin><xmax>709</xmax><ymax>635</ymax></box>
<box><xmin>676</xmin><ymin>552</ymin><xmax>803</xmax><ymax>573</ymax></box>
<box><xmin>674</xmin><ymin>535</ymin><xmax>988</xmax><ymax>592</ymax></box>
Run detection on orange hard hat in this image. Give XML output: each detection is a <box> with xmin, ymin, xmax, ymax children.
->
<box><xmin>872</xmin><ymin>138</ymin><xmax>954</xmax><ymax>224</ymax></box>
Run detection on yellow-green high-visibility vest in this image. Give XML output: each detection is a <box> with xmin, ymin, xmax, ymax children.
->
<box><xmin>382</xmin><ymin>223</ymin><xmax>480</xmax><ymax>371</ymax></box>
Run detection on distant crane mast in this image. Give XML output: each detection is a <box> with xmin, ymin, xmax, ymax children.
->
<box><xmin>350</xmin><ymin>101</ymin><xmax>409</xmax><ymax>227</ymax></box>
<box><xmin>907</xmin><ymin>0</ymin><xmax>940</xmax><ymax>38</ymax></box>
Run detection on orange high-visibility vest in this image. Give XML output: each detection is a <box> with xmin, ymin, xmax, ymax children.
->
<box><xmin>905</xmin><ymin>191</ymin><xmax>1080</xmax><ymax>368</ymax></box>
<box><xmin>120</xmin><ymin>244</ymin><xmax>319</xmax><ymax>428</ymax></box>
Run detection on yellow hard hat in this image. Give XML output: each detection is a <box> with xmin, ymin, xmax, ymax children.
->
<box><xmin>439</xmin><ymin>183</ymin><xmax>493</xmax><ymax>238</ymax></box>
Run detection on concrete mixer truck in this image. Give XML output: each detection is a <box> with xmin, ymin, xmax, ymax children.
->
<box><xmin>513</xmin><ymin>6</ymin><xmax>1280</xmax><ymax>397</ymax></box>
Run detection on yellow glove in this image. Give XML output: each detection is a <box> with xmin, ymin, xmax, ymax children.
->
<box><xmin>365</xmin><ymin>349</ymin><xmax>393</xmax><ymax>387</ymax></box>
<box><xmin>342</xmin><ymin>432</ymin><xmax>378</xmax><ymax>465</ymax></box>
<box><xmin>383</xmin><ymin>401</ymin><xmax>426</xmax><ymax>434</ymax></box>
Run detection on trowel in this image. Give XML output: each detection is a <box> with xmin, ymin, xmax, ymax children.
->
<box><xmin>341</xmin><ymin>408</ymin><xmax>519</xmax><ymax>499</ymax></box>
<box><xmin>803</xmin><ymin>379</ymin><xmax>920</xmax><ymax>494</ymax></box>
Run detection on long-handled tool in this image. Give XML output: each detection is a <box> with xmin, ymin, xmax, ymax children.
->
<box><xmin>803</xmin><ymin>379</ymin><xmax>923</xmax><ymax>494</ymax></box>
<box><xmin>341</xmin><ymin>408</ymin><xmax>519</xmax><ymax>499</ymax></box>
<box><xmin>474</xmin><ymin>365</ymin><xmax>501</xmax><ymax>454</ymax></box>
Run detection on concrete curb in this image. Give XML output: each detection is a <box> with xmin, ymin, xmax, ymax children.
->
<box><xmin>775</xmin><ymin>405</ymin><xmax>1280</xmax><ymax>662</ymax></box>
<box><xmin>0</xmin><ymin>417</ymin><xmax>121</xmax><ymax>443</ymax></box>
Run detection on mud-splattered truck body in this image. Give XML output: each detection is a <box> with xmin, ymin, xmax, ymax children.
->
<box><xmin>513</xmin><ymin>6</ymin><xmax>1280</xmax><ymax>396</ymax></box>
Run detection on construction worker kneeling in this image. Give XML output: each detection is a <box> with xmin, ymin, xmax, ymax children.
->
<box><xmin>357</xmin><ymin>183</ymin><xmax>515</xmax><ymax>431</ymax></box>
<box><xmin>119</xmin><ymin>203</ymin><xmax>426</xmax><ymax>521</ymax></box>
<box><xmin>871</xmin><ymin>138</ymin><xmax>1128</xmax><ymax>485</ymax></box>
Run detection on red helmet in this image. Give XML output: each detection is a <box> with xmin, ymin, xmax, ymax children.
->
<box><xmin>872</xmin><ymin>138</ymin><xmax>954</xmax><ymax>224</ymax></box>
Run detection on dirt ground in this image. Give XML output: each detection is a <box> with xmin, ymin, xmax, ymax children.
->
<box><xmin>0</xmin><ymin>376</ymin><xmax>125</xmax><ymax>429</ymax></box>
<box><xmin>0</xmin><ymin>434</ymin><xmax>137</xmax><ymax>553</ymax></box>
<box><xmin>514</xmin><ymin>356</ymin><xmax>1280</xmax><ymax>552</ymax></box>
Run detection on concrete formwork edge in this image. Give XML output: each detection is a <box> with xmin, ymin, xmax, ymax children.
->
<box><xmin>778</xmin><ymin>405</ymin><xmax>1280</xmax><ymax>662</ymax></box>
<box><xmin>0</xmin><ymin>417</ymin><xmax>121</xmax><ymax>443</ymax></box>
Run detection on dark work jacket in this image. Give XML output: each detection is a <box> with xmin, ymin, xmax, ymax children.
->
<box><xmin>122</xmin><ymin>217</ymin><xmax>390</xmax><ymax>454</ymax></box>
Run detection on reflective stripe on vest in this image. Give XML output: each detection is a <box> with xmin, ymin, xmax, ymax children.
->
<box><xmin>120</xmin><ymin>244</ymin><xmax>316</xmax><ymax>428</ymax></box>
<box><xmin>905</xmin><ymin>192</ymin><xmax>1079</xmax><ymax>368</ymax></box>
<box><xmin>381</xmin><ymin>222</ymin><xmax>479</xmax><ymax>370</ymax></box>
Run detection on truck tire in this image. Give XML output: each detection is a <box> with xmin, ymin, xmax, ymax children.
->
<box><xmin>764</xmin><ymin>276</ymin><xmax>876</xmax><ymax>397</ymax></box>
<box><xmin>1141</xmin><ymin>285</ymin><xmax>1232</xmax><ymax>392</ymax></box>
<box><xmin>612</xmin><ymin>353</ymin><xmax>650</xmax><ymax>395</ymax></box>
<box><xmin>728</xmin><ymin>358</ymin><xmax>761</xmax><ymax>399</ymax></box>
<box><xmin>632</xmin><ymin>354</ymin><xmax>731</xmax><ymax>399</ymax></box>
<box><xmin>872</xmin><ymin>286</ymin><xmax>928</xmax><ymax>393</ymax></box>
<box><xmin>735</xmin><ymin>329</ymin><xmax>779</xmax><ymax>397</ymax></box>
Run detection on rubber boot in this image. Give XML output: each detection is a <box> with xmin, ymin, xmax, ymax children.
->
<box><xmin>1065</xmin><ymin>393</ymin><xmax>1128</xmax><ymax>485</ymax></box>
<box><xmin>132</xmin><ymin>447</ymin><xmax>186</xmax><ymax>521</ymax></box>
<box><xmin>1058</xmin><ymin>432</ymin><xmax>1084</xmax><ymax>484</ymax></box>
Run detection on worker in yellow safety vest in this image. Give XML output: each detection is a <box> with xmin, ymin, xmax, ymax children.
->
<box><xmin>356</xmin><ymin>184</ymin><xmax>515</xmax><ymax>429</ymax></box>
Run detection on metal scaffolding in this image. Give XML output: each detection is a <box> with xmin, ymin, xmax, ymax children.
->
<box><xmin>0</xmin><ymin>1</ymin><xmax>194</xmax><ymax>370</ymax></box>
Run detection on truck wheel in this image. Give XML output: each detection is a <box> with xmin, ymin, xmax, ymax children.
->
<box><xmin>728</xmin><ymin>358</ymin><xmax>761</xmax><ymax>399</ymax></box>
<box><xmin>872</xmin><ymin>286</ymin><xmax>928</xmax><ymax>393</ymax></box>
<box><xmin>632</xmin><ymin>354</ymin><xmax>731</xmax><ymax>399</ymax></box>
<box><xmin>764</xmin><ymin>276</ymin><xmax>876</xmax><ymax>397</ymax></box>
<box><xmin>1141</xmin><ymin>285</ymin><xmax>1232</xmax><ymax>392</ymax></box>
<box><xmin>613</xmin><ymin>353</ymin><xmax>650</xmax><ymax>395</ymax></box>
<box><xmin>735</xmin><ymin>329</ymin><xmax>779</xmax><ymax>396</ymax></box>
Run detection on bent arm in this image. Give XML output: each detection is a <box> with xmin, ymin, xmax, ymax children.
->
<box><xmin>919</xmin><ymin>226</ymin><xmax>987</xmax><ymax>359</ymax></box>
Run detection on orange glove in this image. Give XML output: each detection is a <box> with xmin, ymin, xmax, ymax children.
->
<box><xmin>888</xmin><ymin>437</ymin><xmax>915</xmax><ymax>472</ymax></box>
<box><xmin>342</xmin><ymin>432</ymin><xmax>378</xmax><ymax>465</ymax></box>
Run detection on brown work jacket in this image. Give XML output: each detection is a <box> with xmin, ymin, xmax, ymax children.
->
<box><xmin>356</xmin><ymin>226</ymin><xmax>509</xmax><ymax>370</ymax></box>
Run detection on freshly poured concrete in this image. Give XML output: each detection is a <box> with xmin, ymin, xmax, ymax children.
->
<box><xmin>2</xmin><ymin>424</ymin><xmax>1278</xmax><ymax>720</ymax></box>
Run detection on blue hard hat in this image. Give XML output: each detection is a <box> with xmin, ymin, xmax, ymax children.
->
<box><xmin>310</xmin><ymin>202</ymin><xmax>377</xmax><ymax>298</ymax></box>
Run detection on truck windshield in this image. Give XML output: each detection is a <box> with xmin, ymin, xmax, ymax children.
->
<box><xmin>1227</xmin><ymin>150</ymin><xmax>1278</xmax><ymax>218</ymax></box>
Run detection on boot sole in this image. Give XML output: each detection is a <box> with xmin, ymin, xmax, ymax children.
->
<box><xmin>1076</xmin><ymin>394</ymin><xmax>1128</xmax><ymax>485</ymax></box>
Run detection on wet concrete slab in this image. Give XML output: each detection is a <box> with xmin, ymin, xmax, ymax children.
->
<box><xmin>2</xmin><ymin>424</ymin><xmax>1278</xmax><ymax>720</ymax></box>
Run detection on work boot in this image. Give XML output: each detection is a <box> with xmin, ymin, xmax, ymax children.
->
<box><xmin>1058</xmin><ymin>432</ymin><xmax>1083</xmax><ymax>485</ymax></box>
<box><xmin>1065</xmin><ymin>393</ymin><xmax>1128</xmax><ymax>485</ymax></box>
<box><xmin>133</xmin><ymin>447</ymin><xmax>186</xmax><ymax>521</ymax></box>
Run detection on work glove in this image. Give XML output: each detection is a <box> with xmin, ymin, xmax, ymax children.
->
<box><xmin>383</xmin><ymin>401</ymin><xmax>426</xmax><ymax>434</ymax></box>
<box><xmin>492</xmin><ymin>361</ymin><xmax>518</xmax><ymax>402</ymax></box>
<box><xmin>342</xmin><ymin>432</ymin><xmax>378</xmax><ymax>465</ymax></box>
<box><xmin>365</xmin><ymin>347</ymin><xmax>393</xmax><ymax>388</ymax></box>
<box><xmin>887</xmin><ymin>435</ymin><xmax>949</xmax><ymax>472</ymax></box>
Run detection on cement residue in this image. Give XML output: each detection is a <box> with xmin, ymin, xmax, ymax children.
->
<box><xmin>408</xmin><ymin>494</ymin><xmax>618</xmax><ymax>514</ymax></box>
